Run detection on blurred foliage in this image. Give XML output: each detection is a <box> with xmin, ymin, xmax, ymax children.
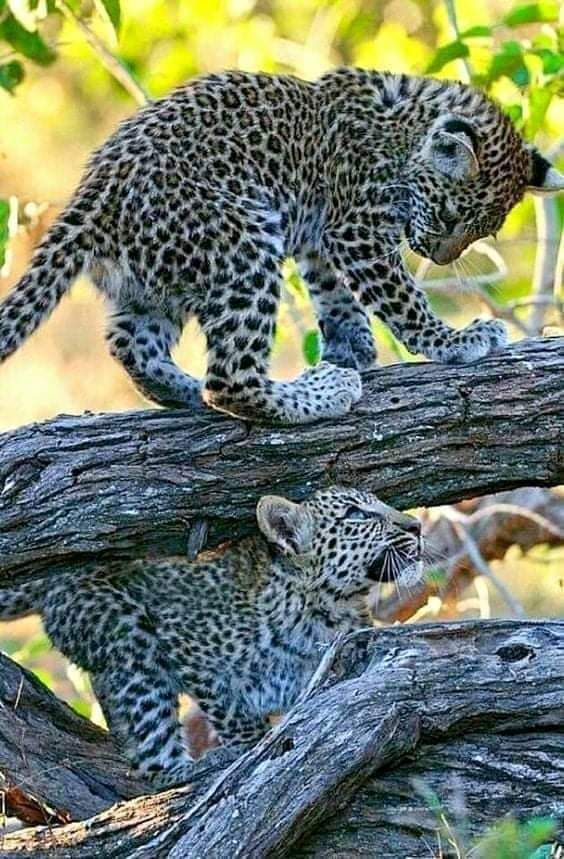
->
<box><xmin>474</xmin><ymin>816</ymin><xmax>557</xmax><ymax>859</ymax></box>
<box><xmin>414</xmin><ymin>776</ymin><xmax>558</xmax><ymax>858</ymax></box>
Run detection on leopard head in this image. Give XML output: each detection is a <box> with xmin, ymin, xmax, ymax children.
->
<box><xmin>256</xmin><ymin>485</ymin><xmax>423</xmax><ymax>597</ymax></box>
<box><xmin>405</xmin><ymin>102</ymin><xmax>564</xmax><ymax>265</ymax></box>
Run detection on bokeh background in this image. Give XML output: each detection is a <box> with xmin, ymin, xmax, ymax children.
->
<box><xmin>0</xmin><ymin>0</ymin><xmax>563</xmax><ymax>739</ymax></box>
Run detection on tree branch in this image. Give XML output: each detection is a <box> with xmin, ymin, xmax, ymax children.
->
<box><xmin>0</xmin><ymin>653</ymin><xmax>149</xmax><ymax>827</ymax></box>
<box><xmin>1</xmin><ymin>620</ymin><xmax>562</xmax><ymax>856</ymax></box>
<box><xmin>1</xmin><ymin>337</ymin><xmax>562</xmax><ymax>587</ymax></box>
<box><xmin>56</xmin><ymin>0</ymin><xmax>148</xmax><ymax>106</ymax></box>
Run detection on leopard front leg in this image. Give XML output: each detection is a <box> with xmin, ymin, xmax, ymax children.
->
<box><xmin>297</xmin><ymin>250</ymin><xmax>377</xmax><ymax>371</ymax></box>
<box><xmin>328</xmin><ymin>234</ymin><xmax>507</xmax><ymax>363</ymax></box>
<box><xmin>201</xmin><ymin>244</ymin><xmax>361</xmax><ymax>424</ymax></box>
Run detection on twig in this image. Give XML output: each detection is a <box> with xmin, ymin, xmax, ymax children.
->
<box><xmin>443</xmin><ymin>0</ymin><xmax>473</xmax><ymax>83</ymax></box>
<box><xmin>56</xmin><ymin>0</ymin><xmax>148</xmax><ymax>106</ymax></box>
<box><xmin>465</xmin><ymin>503</ymin><xmax>564</xmax><ymax>540</ymax></box>
<box><xmin>451</xmin><ymin>521</ymin><xmax>526</xmax><ymax>617</ymax></box>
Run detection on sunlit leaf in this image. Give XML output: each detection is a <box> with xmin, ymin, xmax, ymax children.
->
<box><xmin>32</xmin><ymin>667</ymin><xmax>56</xmax><ymax>689</ymax></box>
<box><xmin>426</xmin><ymin>40</ymin><xmax>469</xmax><ymax>75</ymax></box>
<box><xmin>0</xmin><ymin>199</ymin><xmax>10</xmax><ymax>268</ymax></box>
<box><xmin>487</xmin><ymin>41</ymin><xmax>529</xmax><ymax>86</ymax></box>
<box><xmin>7</xmin><ymin>0</ymin><xmax>43</xmax><ymax>31</ymax></box>
<box><xmin>70</xmin><ymin>698</ymin><xmax>93</xmax><ymax>718</ymax></box>
<box><xmin>94</xmin><ymin>0</ymin><xmax>120</xmax><ymax>37</ymax></box>
<box><xmin>504</xmin><ymin>2</ymin><xmax>559</xmax><ymax>27</ymax></box>
<box><xmin>504</xmin><ymin>102</ymin><xmax>524</xmax><ymax>124</ymax></box>
<box><xmin>525</xmin><ymin>87</ymin><xmax>552</xmax><ymax>138</ymax></box>
<box><xmin>302</xmin><ymin>329</ymin><xmax>321</xmax><ymax>366</ymax></box>
<box><xmin>531</xmin><ymin>48</ymin><xmax>564</xmax><ymax>75</ymax></box>
<box><xmin>459</xmin><ymin>25</ymin><xmax>492</xmax><ymax>37</ymax></box>
<box><xmin>0</xmin><ymin>60</ymin><xmax>24</xmax><ymax>93</ymax></box>
<box><xmin>0</xmin><ymin>12</ymin><xmax>56</xmax><ymax>65</ymax></box>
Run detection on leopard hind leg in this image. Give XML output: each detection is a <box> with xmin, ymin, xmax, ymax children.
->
<box><xmin>106</xmin><ymin>306</ymin><xmax>203</xmax><ymax>409</ymax></box>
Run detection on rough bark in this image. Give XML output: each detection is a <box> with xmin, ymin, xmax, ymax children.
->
<box><xmin>1</xmin><ymin>620</ymin><xmax>562</xmax><ymax>857</ymax></box>
<box><xmin>1</xmin><ymin>336</ymin><xmax>563</xmax><ymax>587</ymax></box>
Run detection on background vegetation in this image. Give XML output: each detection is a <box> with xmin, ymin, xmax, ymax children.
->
<box><xmin>0</xmin><ymin>0</ymin><xmax>562</xmax><ymax>850</ymax></box>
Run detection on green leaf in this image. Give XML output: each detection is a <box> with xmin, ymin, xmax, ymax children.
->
<box><xmin>94</xmin><ymin>0</ymin><xmax>121</xmax><ymax>36</ymax></box>
<box><xmin>504</xmin><ymin>102</ymin><xmax>524</xmax><ymax>124</ymax></box>
<box><xmin>0</xmin><ymin>59</ymin><xmax>24</xmax><ymax>93</ymax></box>
<box><xmin>302</xmin><ymin>329</ymin><xmax>321</xmax><ymax>366</ymax></box>
<box><xmin>0</xmin><ymin>12</ymin><xmax>56</xmax><ymax>65</ymax></box>
<box><xmin>487</xmin><ymin>41</ymin><xmax>529</xmax><ymax>86</ymax></box>
<box><xmin>426</xmin><ymin>40</ymin><xmax>469</xmax><ymax>74</ymax></box>
<box><xmin>525</xmin><ymin>87</ymin><xmax>552</xmax><ymax>138</ymax></box>
<box><xmin>459</xmin><ymin>25</ymin><xmax>492</xmax><ymax>37</ymax></box>
<box><xmin>8</xmin><ymin>0</ymin><xmax>42</xmax><ymax>31</ymax></box>
<box><xmin>0</xmin><ymin>199</ymin><xmax>9</xmax><ymax>268</ymax></box>
<box><xmin>504</xmin><ymin>2</ymin><xmax>559</xmax><ymax>26</ymax></box>
<box><xmin>531</xmin><ymin>48</ymin><xmax>564</xmax><ymax>75</ymax></box>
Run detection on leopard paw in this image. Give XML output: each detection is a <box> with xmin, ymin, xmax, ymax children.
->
<box><xmin>299</xmin><ymin>361</ymin><xmax>363</xmax><ymax>416</ymax></box>
<box><xmin>440</xmin><ymin>318</ymin><xmax>508</xmax><ymax>364</ymax></box>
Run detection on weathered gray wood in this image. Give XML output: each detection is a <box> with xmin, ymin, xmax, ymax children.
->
<box><xmin>0</xmin><ymin>652</ymin><xmax>149</xmax><ymax>825</ymax></box>
<box><xmin>1</xmin><ymin>620</ymin><xmax>562</xmax><ymax>857</ymax></box>
<box><xmin>292</xmin><ymin>730</ymin><xmax>564</xmax><ymax>857</ymax></box>
<box><xmin>1</xmin><ymin>337</ymin><xmax>563</xmax><ymax>587</ymax></box>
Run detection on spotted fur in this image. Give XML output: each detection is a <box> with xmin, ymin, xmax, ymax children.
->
<box><xmin>0</xmin><ymin>486</ymin><xmax>422</xmax><ymax>787</ymax></box>
<box><xmin>0</xmin><ymin>69</ymin><xmax>558</xmax><ymax>423</ymax></box>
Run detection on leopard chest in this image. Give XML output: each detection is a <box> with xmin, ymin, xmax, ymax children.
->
<box><xmin>220</xmin><ymin>617</ymin><xmax>332</xmax><ymax>718</ymax></box>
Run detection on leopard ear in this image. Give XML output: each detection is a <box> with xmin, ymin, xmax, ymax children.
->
<box><xmin>256</xmin><ymin>495</ymin><xmax>312</xmax><ymax>557</ymax></box>
<box><xmin>526</xmin><ymin>148</ymin><xmax>564</xmax><ymax>195</ymax></box>
<box><xmin>423</xmin><ymin>116</ymin><xmax>479</xmax><ymax>181</ymax></box>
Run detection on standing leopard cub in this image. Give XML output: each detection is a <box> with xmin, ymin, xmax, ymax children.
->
<box><xmin>1</xmin><ymin>68</ymin><xmax>562</xmax><ymax>423</ymax></box>
<box><xmin>0</xmin><ymin>486</ymin><xmax>422</xmax><ymax>788</ymax></box>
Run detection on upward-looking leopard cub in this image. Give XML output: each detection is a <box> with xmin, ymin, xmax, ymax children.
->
<box><xmin>0</xmin><ymin>486</ymin><xmax>422</xmax><ymax>788</ymax></box>
<box><xmin>1</xmin><ymin>69</ymin><xmax>562</xmax><ymax>423</ymax></box>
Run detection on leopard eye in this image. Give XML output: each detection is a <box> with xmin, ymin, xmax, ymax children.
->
<box><xmin>343</xmin><ymin>506</ymin><xmax>375</xmax><ymax>521</ymax></box>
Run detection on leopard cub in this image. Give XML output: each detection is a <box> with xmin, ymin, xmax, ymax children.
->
<box><xmin>0</xmin><ymin>486</ymin><xmax>422</xmax><ymax>788</ymax></box>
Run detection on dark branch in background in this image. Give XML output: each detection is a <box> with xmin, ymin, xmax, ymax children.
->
<box><xmin>0</xmin><ymin>620</ymin><xmax>562</xmax><ymax>857</ymax></box>
<box><xmin>0</xmin><ymin>337</ymin><xmax>562</xmax><ymax>588</ymax></box>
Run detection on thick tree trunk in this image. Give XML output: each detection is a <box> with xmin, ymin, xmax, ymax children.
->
<box><xmin>1</xmin><ymin>620</ymin><xmax>562</xmax><ymax>857</ymax></box>
<box><xmin>1</xmin><ymin>337</ymin><xmax>563</xmax><ymax>587</ymax></box>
